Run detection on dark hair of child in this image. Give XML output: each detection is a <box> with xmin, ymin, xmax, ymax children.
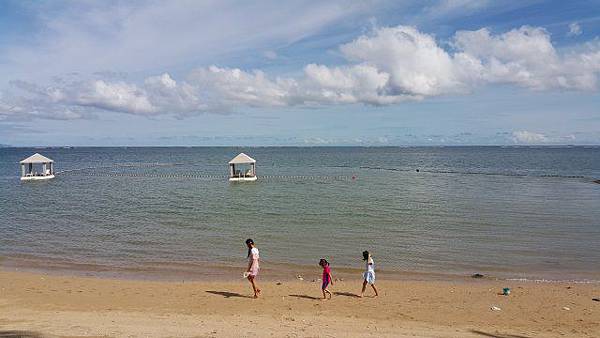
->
<box><xmin>246</xmin><ymin>238</ymin><xmax>254</xmax><ymax>258</ymax></box>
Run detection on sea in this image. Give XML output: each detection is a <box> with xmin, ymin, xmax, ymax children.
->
<box><xmin>1</xmin><ymin>146</ymin><xmax>599</xmax><ymax>281</ymax></box>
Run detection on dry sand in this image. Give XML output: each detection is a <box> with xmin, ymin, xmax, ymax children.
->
<box><xmin>1</xmin><ymin>268</ymin><xmax>599</xmax><ymax>337</ymax></box>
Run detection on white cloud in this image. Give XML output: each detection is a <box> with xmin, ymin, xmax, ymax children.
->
<box><xmin>188</xmin><ymin>66</ymin><xmax>296</xmax><ymax>108</ymax></box>
<box><xmin>189</xmin><ymin>25</ymin><xmax>600</xmax><ymax>107</ymax></box>
<box><xmin>77</xmin><ymin>80</ymin><xmax>157</xmax><ymax>115</ymax></box>
<box><xmin>568</xmin><ymin>22</ymin><xmax>582</xmax><ymax>37</ymax></box>
<box><xmin>453</xmin><ymin>26</ymin><xmax>600</xmax><ymax>90</ymax></box>
<box><xmin>263</xmin><ymin>51</ymin><xmax>278</xmax><ymax>60</ymax></box>
<box><xmin>2</xmin><ymin>1</ymin><xmax>366</xmax><ymax>81</ymax></box>
<box><xmin>511</xmin><ymin>130</ymin><xmax>548</xmax><ymax>144</ymax></box>
<box><xmin>3</xmin><ymin>24</ymin><xmax>600</xmax><ymax>120</ymax></box>
<box><xmin>339</xmin><ymin>25</ymin><xmax>474</xmax><ymax>96</ymax></box>
<box><xmin>302</xmin><ymin>64</ymin><xmax>406</xmax><ymax>104</ymax></box>
<box><xmin>303</xmin><ymin>137</ymin><xmax>335</xmax><ymax>145</ymax></box>
<box><xmin>1</xmin><ymin>73</ymin><xmax>204</xmax><ymax>119</ymax></box>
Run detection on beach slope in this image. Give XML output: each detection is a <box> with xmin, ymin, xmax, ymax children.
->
<box><xmin>0</xmin><ymin>270</ymin><xmax>598</xmax><ymax>337</ymax></box>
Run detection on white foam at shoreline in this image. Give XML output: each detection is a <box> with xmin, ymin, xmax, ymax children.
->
<box><xmin>505</xmin><ymin>278</ymin><xmax>600</xmax><ymax>284</ymax></box>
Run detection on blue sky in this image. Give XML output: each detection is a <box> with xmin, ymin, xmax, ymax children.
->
<box><xmin>1</xmin><ymin>0</ymin><xmax>599</xmax><ymax>146</ymax></box>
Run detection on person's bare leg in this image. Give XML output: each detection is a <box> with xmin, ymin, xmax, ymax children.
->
<box><xmin>322</xmin><ymin>289</ymin><xmax>327</xmax><ymax>299</ymax></box>
<box><xmin>359</xmin><ymin>280</ymin><xmax>367</xmax><ymax>298</ymax></box>
<box><xmin>248</xmin><ymin>276</ymin><xmax>259</xmax><ymax>298</ymax></box>
<box><xmin>371</xmin><ymin>284</ymin><xmax>379</xmax><ymax>297</ymax></box>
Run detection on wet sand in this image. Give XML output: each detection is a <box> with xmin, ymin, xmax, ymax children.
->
<box><xmin>1</xmin><ymin>268</ymin><xmax>599</xmax><ymax>337</ymax></box>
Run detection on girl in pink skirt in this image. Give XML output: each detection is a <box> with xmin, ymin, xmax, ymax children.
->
<box><xmin>245</xmin><ymin>238</ymin><xmax>261</xmax><ymax>298</ymax></box>
<box><xmin>319</xmin><ymin>258</ymin><xmax>334</xmax><ymax>299</ymax></box>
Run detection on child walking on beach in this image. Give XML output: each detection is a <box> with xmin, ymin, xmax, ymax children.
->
<box><xmin>319</xmin><ymin>258</ymin><xmax>333</xmax><ymax>299</ymax></box>
<box><xmin>245</xmin><ymin>238</ymin><xmax>261</xmax><ymax>298</ymax></box>
<box><xmin>360</xmin><ymin>250</ymin><xmax>379</xmax><ymax>298</ymax></box>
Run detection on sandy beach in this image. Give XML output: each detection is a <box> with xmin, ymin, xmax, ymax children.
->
<box><xmin>1</xmin><ymin>269</ymin><xmax>598</xmax><ymax>337</ymax></box>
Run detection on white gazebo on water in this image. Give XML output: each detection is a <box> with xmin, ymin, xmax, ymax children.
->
<box><xmin>228</xmin><ymin>153</ymin><xmax>257</xmax><ymax>182</ymax></box>
<box><xmin>20</xmin><ymin>153</ymin><xmax>55</xmax><ymax>181</ymax></box>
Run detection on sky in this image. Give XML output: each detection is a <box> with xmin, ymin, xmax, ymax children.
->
<box><xmin>1</xmin><ymin>0</ymin><xmax>600</xmax><ymax>146</ymax></box>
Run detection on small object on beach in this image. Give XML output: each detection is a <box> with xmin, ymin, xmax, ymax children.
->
<box><xmin>593</xmin><ymin>179</ymin><xmax>600</xmax><ymax>184</ymax></box>
<box><xmin>296</xmin><ymin>275</ymin><xmax>304</xmax><ymax>281</ymax></box>
<box><xmin>562</xmin><ymin>307</ymin><xmax>571</xmax><ymax>311</ymax></box>
<box><xmin>592</xmin><ymin>298</ymin><xmax>600</xmax><ymax>302</ymax></box>
<box><xmin>276</xmin><ymin>281</ymin><xmax>282</xmax><ymax>286</ymax></box>
<box><xmin>472</xmin><ymin>273</ymin><xmax>484</xmax><ymax>278</ymax></box>
<box><xmin>416</xmin><ymin>169</ymin><xmax>420</xmax><ymax>172</ymax></box>
<box><xmin>502</xmin><ymin>288</ymin><xmax>511</xmax><ymax>296</ymax></box>
<box><xmin>491</xmin><ymin>306</ymin><xmax>501</xmax><ymax>311</ymax></box>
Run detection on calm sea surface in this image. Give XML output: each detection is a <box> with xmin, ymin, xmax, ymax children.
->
<box><xmin>1</xmin><ymin>147</ymin><xmax>599</xmax><ymax>281</ymax></box>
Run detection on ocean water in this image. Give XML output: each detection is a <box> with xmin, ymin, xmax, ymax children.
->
<box><xmin>1</xmin><ymin>146</ymin><xmax>599</xmax><ymax>281</ymax></box>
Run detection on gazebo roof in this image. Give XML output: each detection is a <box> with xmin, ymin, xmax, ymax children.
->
<box><xmin>228</xmin><ymin>153</ymin><xmax>256</xmax><ymax>164</ymax></box>
<box><xmin>20</xmin><ymin>153</ymin><xmax>54</xmax><ymax>164</ymax></box>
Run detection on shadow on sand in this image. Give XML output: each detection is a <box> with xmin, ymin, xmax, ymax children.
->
<box><xmin>288</xmin><ymin>294</ymin><xmax>322</xmax><ymax>300</ymax></box>
<box><xmin>205</xmin><ymin>290</ymin><xmax>253</xmax><ymax>299</ymax></box>
<box><xmin>334</xmin><ymin>291</ymin><xmax>360</xmax><ymax>298</ymax></box>
<box><xmin>470</xmin><ymin>330</ymin><xmax>531</xmax><ymax>338</ymax></box>
<box><xmin>0</xmin><ymin>331</ymin><xmax>44</xmax><ymax>338</ymax></box>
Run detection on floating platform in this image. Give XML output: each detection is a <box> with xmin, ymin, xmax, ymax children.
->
<box><xmin>228</xmin><ymin>153</ymin><xmax>257</xmax><ymax>183</ymax></box>
<box><xmin>20</xmin><ymin>153</ymin><xmax>55</xmax><ymax>182</ymax></box>
<box><xmin>20</xmin><ymin>174</ymin><xmax>55</xmax><ymax>181</ymax></box>
<box><xmin>229</xmin><ymin>176</ymin><xmax>257</xmax><ymax>182</ymax></box>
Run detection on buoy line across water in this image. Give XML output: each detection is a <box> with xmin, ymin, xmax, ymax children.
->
<box><xmin>60</xmin><ymin>171</ymin><xmax>355</xmax><ymax>181</ymax></box>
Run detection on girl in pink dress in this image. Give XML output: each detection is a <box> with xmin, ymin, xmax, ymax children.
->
<box><xmin>245</xmin><ymin>238</ymin><xmax>261</xmax><ymax>298</ymax></box>
<box><xmin>319</xmin><ymin>258</ymin><xmax>333</xmax><ymax>299</ymax></box>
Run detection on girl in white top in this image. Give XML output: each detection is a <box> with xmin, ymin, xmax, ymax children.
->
<box><xmin>360</xmin><ymin>250</ymin><xmax>379</xmax><ymax>298</ymax></box>
<box><xmin>245</xmin><ymin>238</ymin><xmax>261</xmax><ymax>298</ymax></box>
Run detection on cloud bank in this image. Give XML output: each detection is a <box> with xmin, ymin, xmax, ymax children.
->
<box><xmin>2</xmin><ymin>25</ymin><xmax>600</xmax><ymax>120</ymax></box>
<box><xmin>511</xmin><ymin>130</ymin><xmax>548</xmax><ymax>144</ymax></box>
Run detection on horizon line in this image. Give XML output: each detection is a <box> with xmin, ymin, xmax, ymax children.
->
<box><xmin>3</xmin><ymin>144</ymin><xmax>600</xmax><ymax>148</ymax></box>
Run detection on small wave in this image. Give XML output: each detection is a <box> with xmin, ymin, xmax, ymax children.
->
<box><xmin>505</xmin><ymin>278</ymin><xmax>600</xmax><ymax>284</ymax></box>
<box><xmin>352</xmin><ymin>165</ymin><xmax>594</xmax><ymax>180</ymax></box>
<box><xmin>53</xmin><ymin>162</ymin><xmax>598</xmax><ymax>182</ymax></box>
<box><xmin>56</xmin><ymin>162</ymin><xmax>188</xmax><ymax>174</ymax></box>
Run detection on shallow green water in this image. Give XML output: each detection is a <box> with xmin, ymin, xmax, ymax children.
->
<box><xmin>1</xmin><ymin>146</ymin><xmax>599</xmax><ymax>281</ymax></box>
